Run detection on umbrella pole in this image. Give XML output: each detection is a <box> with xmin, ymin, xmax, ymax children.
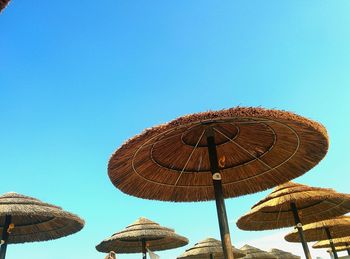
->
<box><xmin>206</xmin><ymin>128</ymin><xmax>234</xmax><ymax>259</ymax></box>
<box><xmin>210</xmin><ymin>253</ymin><xmax>214</xmax><ymax>259</ymax></box>
<box><xmin>0</xmin><ymin>215</ymin><xmax>11</xmax><ymax>259</ymax></box>
<box><xmin>290</xmin><ymin>203</ymin><xmax>312</xmax><ymax>259</ymax></box>
<box><xmin>325</xmin><ymin>228</ymin><xmax>338</xmax><ymax>259</ymax></box>
<box><xmin>142</xmin><ymin>239</ymin><xmax>147</xmax><ymax>259</ymax></box>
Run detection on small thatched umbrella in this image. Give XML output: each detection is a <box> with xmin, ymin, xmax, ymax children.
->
<box><xmin>108</xmin><ymin>107</ymin><xmax>328</xmax><ymax>259</ymax></box>
<box><xmin>326</xmin><ymin>246</ymin><xmax>350</xmax><ymax>255</ymax></box>
<box><xmin>313</xmin><ymin>236</ymin><xmax>350</xmax><ymax>255</ymax></box>
<box><xmin>0</xmin><ymin>192</ymin><xmax>84</xmax><ymax>259</ymax></box>
<box><xmin>236</xmin><ymin>182</ymin><xmax>350</xmax><ymax>259</ymax></box>
<box><xmin>0</xmin><ymin>0</ymin><xmax>10</xmax><ymax>12</ymax></box>
<box><xmin>269</xmin><ymin>248</ymin><xmax>300</xmax><ymax>259</ymax></box>
<box><xmin>177</xmin><ymin>238</ymin><xmax>245</xmax><ymax>259</ymax></box>
<box><xmin>96</xmin><ymin>217</ymin><xmax>188</xmax><ymax>259</ymax></box>
<box><xmin>285</xmin><ymin>216</ymin><xmax>350</xmax><ymax>259</ymax></box>
<box><xmin>240</xmin><ymin>245</ymin><xmax>277</xmax><ymax>258</ymax></box>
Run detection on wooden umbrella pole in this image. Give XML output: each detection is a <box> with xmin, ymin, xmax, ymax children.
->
<box><xmin>210</xmin><ymin>253</ymin><xmax>214</xmax><ymax>259</ymax></box>
<box><xmin>325</xmin><ymin>228</ymin><xmax>338</xmax><ymax>259</ymax></box>
<box><xmin>206</xmin><ymin>128</ymin><xmax>234</xmax><ymax>259</ymax></box>
<box><xmin>142</xmin><ymin>239</ymin><xmax>147</xmax><ymax>259</ymax></box>
<box><xmin>0</xmin><ymin>215</ymin><xmax>12</xmax><ymax>259</ymax></box>
<box><xmin>290</xmin><ymin>203</ymin><xmax>312</xmax><ymax>259</ymax></box>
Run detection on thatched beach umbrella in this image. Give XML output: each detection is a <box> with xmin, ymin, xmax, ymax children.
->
<box><xmin>96</xmin><ymin>217</ymin><xmax>188</xmax><ymax>259</ymax></box>
<box><xmin>0</xmin><ymin>192</ymin><xmax>84</xmax><ymax>259</ymax></box>
<box><xmin>240</xmin><ymin>245</ymin><xmax>276</xmax><ymax>258</ymax></box>
<box><xmin>326</xmin><ymin>246</ymin><xmax>350</xmax><ymax>255</ymax></box>
<box><xmin>177</xmin><ymin>237</ymin><xmax>245</xmax><ymax>259</ymax></box>
<box><xmin>0</xmin><ymin>0</ymin><xmax>10</xmax><ymax>12</ymax></box>
<box><xmin>236</xmin><ymin>182</ymin><xmax>350</xmax><ymax>259</ymax></box>
<box><xmin>269</xmin><ymin>248</ymin><xmax>300</xmax><ymax>259</ymax></box>
<box><xmin>285</xmin><ymin>216</ymin><xmax>350</xmax><ymax>259</ymax></box>
<box><xmin>108</xmin><ymin>107</ymin><xmax>328</xmax><ymax>259</ymax></box>
<box><xmin>313</xmin><ymin>236</ymin><xmax>350</xmax><ymax>255</ymax></box>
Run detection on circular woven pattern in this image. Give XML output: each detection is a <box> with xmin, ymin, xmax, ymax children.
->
<box><xmin>0</xmin><ymin>0</ymin><xmax>10</xmax><ymax>12</ymax></box>
<box><xmin>285</xmin><ymin>216</ymin><xmax>350</xmax><ymax>242</ymax></box>
<box><xmin>269</xmin><ymin>248</ymin><xmax>300</xmax><ymax>259</ymax></box>
<box><xmin>240</xmin><ymin>245</ymin><xmax>277</xmax><ymax>259</ymax></box>
<box><xmin>313</xmin><ymin>236</ymin><xmax>350</xmax><ymax>249</ymax></box>
<box><xmin>236</xmin><ymin>182</ymin><xmax>350</xmax><ymax>230</ymax></box>
<box><xmin>177</xmin><ymin>237</ymin><xmax>245</xmax><ymax>258</ymax></box>
<box><xmin>108</xmin><ymin>107</ymin><xmax>329</xmax><ymax>202</ymax></box>
<box><xmin>0</xmin><ymin>192</ymin><xmax>84</xmax><ymax>244</ymax></box>
<box><xmin>96</xmin><ymin>217</ymin><xmax>188</xmax><ymax>253</ymax></box>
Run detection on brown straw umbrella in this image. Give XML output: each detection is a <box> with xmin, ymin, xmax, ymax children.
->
<box><xmin>239</xmin><ymin>245</ymin><xmax>277</xmax><ymax>258</ymax></box>
<box><xmin>285</xmin><ymin>216</ymin><xmax>350</xmax><ymax>259</ymax></box>
<box><xmin>326</xmin><ymin>246</ymin><xmax>350</xmax><ymax>256</ymax></box>
<box><xmin>313</xmin><ymin>236</ymin><xmax>350</xmax><ymax>255</ymax></box>
<box><xmin>177</xmin><ymin>237</ymin><xmax>245</xmax><ymax>259</ymax></box>
<box><xmin>108</xmin><ymin>107</ymin><xmax>328</xmax><ymax>259</ymax></box>
<box><xmin>96</xmin><ymin>217</ymin><xmax>188</xmax><ymax>259</ymax></box>
<box><xmin>236</xmin><ymin>182</ymin><xmax>350</xmax><ymax>259</ymax></box>
<box><xmin>269</xmin><ymin>248</ymin><xmax>300</xmax><ymax>259</ymax></box>
<box><xmin>0</xmin><ymin>0</ymin><xmax>10</xmax><ymax>12</ymax></box>
<box><xmin>0</xmin><ymin>192</ymin><xmax>85</xmax><ymax>259</ymax></box>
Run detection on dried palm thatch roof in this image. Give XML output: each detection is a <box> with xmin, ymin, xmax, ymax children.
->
<box><xmin>108</xmin><ymin>107</ymin><xmax>328</xmax><ymax>202</ymax></box>
<box><xmin>240</xmin><ymin>245</ymin><xmax>277</xmax><ymax>258</ymax></box>
<box><xmin>96</xmin><ymin>217</ymin><xmax>188</xmax><ymax>253</ymax></box>
<box><xmin>236</xmin><ymin>182</ymin><xmax>350</xmax><ymax>230</ymax></box>
<box><xmin>0</xmin><ymin>0</ymin><xmax>10</xmax><ymax>12</ymax></box>
<box><xmin>0</xmin><ymin>192</ymin><xmax>84</xmax><ymax>244</ymax></box>
<box><xmin>269</xmin><ymin>248</ymin><xmax>300</xmax><ymax>259</ymax></box>
<box><xmin>177</xmin><ymin>237</ymin><xmax>245</xmax><ymax>258</ymax></box>
<box><xmin>285</xmin><ymin>216</ymin><xmax>350</xmax><ymax>242</ymax></box>
<box><xmin>326</xmin><ymin>246</ymin><xmax>350</xmax><ymax>253</ymax></box>
<box><xmin>313</xmin><ymin>236</ymin><xmax>350</xmax><ymax>249</ymax></box>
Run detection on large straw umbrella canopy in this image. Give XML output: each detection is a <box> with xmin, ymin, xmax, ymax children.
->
<box><xmin>0</xmin><ymin>0</ymin><xmax>10</xmax><ymax>12</ymax></box>
<box><xmin>236</xmin><ymin>182</ymin><xmax>350</xmax><ymax>259</ymax></box>
<box><xmin>0</xmin><ymin>192</ymin><xmax>85</xmax><ymax>259</ymax></box>
<box><xmin>108</xmin><ymin>107</ymin><xmax>328</xmax><ymax>259</ymax></box>
<box><xmin>96</xmin><ymin>217</ymin><xmax>188</xmax><ymax>259</ymax></box>
<box><xmin>237</xmin><ymin>182</ymin><xmax>350</xmax><ymax>230</ymax></box>
<box><xmin>177</xmin><ymin>238</ymin><xmax>245</xmax><ymax>259</ymax></box>
<box><xmin>285</xmin><ymin>216</ymin><xmax>350</xmax><ymax>259</ymax></box>
<box><xmin>240</xmin><ymin>245</ymin><xmax>276</xmax><ymax>258</ymax></box>
<box><xmin>269</xmin><ymin>248</ymin><xmax>300</xmax><ymax>259</ymax></box>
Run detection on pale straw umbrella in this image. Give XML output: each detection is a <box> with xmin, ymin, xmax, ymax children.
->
<box><xmin>96</xmin><ymin>217</ymin><xmax>188</xmax><ymax>259</ymax></box>
<box><xmin>313</xmin><ymin>236</ymin><xmax>350</xmax><ymax>256</ymax></box>
<box><xmin>108</xmin><ymin>107</ymin><xmax>328</xmax><ymax>259</ymax></box>
<box><xmin>269</xmin><ymin>248</ymin><xmax>300</xmax><ymax>259</ymax></box>
<box><xmin>177</xmin><ymin>238</ymin><xmax>245</xmax><ymax>259</ymax></box>
<box><xmin>285</xmin><ymin>216</ymin><xmax>350</xmax><ymax>259</ymax></box>
<box><xmin>0</xmin><ymin>192</ymin><xmax>84</xmax><ymax>259</ymax></box>
<box><xmin>239</xmin><ymin>245</ymin><xmax>276</xmax><ymax>258</ymax></box>
<box><xmin>236</xmin><ymin>182</ymin><xmax>350</xmax><ymax>259</ymax></box>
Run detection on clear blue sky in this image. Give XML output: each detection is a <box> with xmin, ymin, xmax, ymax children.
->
<box><xmin>1</xmin><ymin>1</ymin><xmax>350</xmax><ymax>258</ymax></box>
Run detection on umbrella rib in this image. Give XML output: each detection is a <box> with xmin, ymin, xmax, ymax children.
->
<box><xmin>213</xmin><ymin>128</ymin><xmax>275</xmax><ymax>170</ymax></box>
<box><xmin>174</xmin><ymin>129</ymin><xmax>205</xmax><ymax>186</ymax></box>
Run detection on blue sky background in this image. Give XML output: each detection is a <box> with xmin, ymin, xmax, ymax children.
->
<box><xmin>1</xmin><ymin>1</ymin><xmax>350</xmax><ymax>258</ymax></box>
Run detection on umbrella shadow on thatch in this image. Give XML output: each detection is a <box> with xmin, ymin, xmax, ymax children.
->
<box><xmin>239</xmin><ymin>245</ymin><xmax>276</xmax><ymax>258</ymax></box>
<box><xmin>285</xmin><ymin>216</ymin><xmax>350</xmax><ymax>259</ymax></box>
<box><xmin>177</xmin><ymin>237</ymin><xmax>245</xmax><ymax>259</ymax></box>
<box><xmin>236</xmin><ymin>181</ymin><xmax>350</xmax><ymax>259</ymax></box>
<box><xmin>96</xmin><ymin>217</ymin><xmax>188</xmax><ymax>259</ymax></box>
<box><xmin>269</xmin><ymin>248</ymin><xmax>300</xmax><ymax>259</ymax></box>
<box><xmin>108</xmin><ymin>107</ymin><xmax>329</xmax><ymax>259</ymax></box>
<box><xmin>0</xmin><ymin>192</ymin><xmax>84</xmax><ymax>259</ymax></box>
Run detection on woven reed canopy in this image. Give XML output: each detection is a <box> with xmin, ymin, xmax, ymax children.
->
<box><xmin>313</xmin><ymin>236</ymin><xmax>350</xmax><ymax>249</ymax></box>
<box><xmin>108</xmin><ymin>107</ymin><xmax>328</xmax><ymax>202</ymax></box>
<box><xmin>0</xmin><ymin>0</ymin><xmax>10</xmax><ymax>12</ymax></box>
<box><xmin>0</xmin><ymin>192</ymin><xmax>84</xmax><ymax>244</ymax></box>
<box><xmin>327</xmin><ymin>246</ymin><xmax>350</xmax><ymax>253</ymax></box>
<box><xmin>236</xmin><ymin>182</ymin><xmax>350</xmax><ymax>230</ymax></box>
<box><xmin>240</xmin><ymin>245</ymin><xmax>277</xmax><ymax>259</ymax></box>
<box><xmin>285</xmin><ymin>216</ymin><xmax>350</xmax><ymax>242</ymax></box>
<box><xmin>269</xmin><ymin>248</ymin><xmax>300</xmax><ymax>259</ymax></box>
<box><xmin>96</xmin><ymin>217</ymin><xmax>188</xmax><ymax>253</ymax></box>
<box><xmin>177</xmin><ymin>238</ymin><xmax>245</xmax><ymax>258</ymax></box>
